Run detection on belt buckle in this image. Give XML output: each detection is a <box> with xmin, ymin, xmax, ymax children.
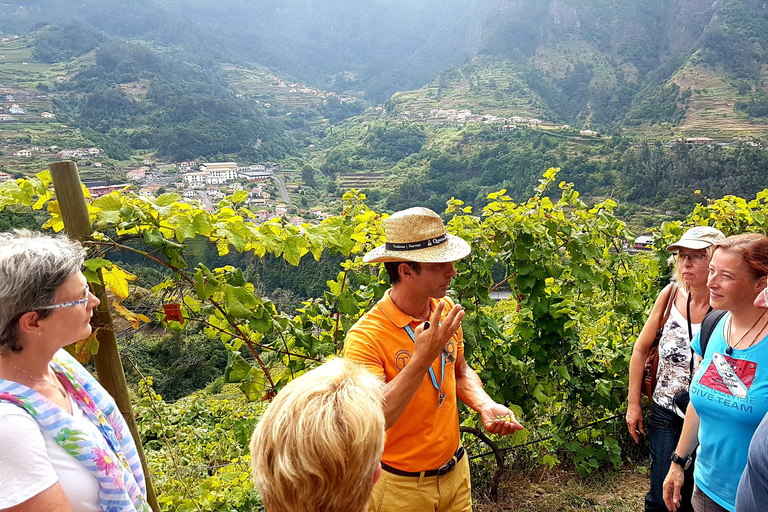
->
<box><xmin>437</xmin><ymin>458</ymin><xmax>456</xmax><ymax>476</ymax></box>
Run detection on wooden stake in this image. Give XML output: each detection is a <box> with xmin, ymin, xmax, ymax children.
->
<box><xmin>49</xmin><ymin>161</ymin><xmax>160</xmax><ymax>511</ymax></box>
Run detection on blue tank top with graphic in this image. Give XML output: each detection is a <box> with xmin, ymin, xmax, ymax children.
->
<box><xmin>690</xmin><ymin>314</ymin><xmax>768</xmax><ymax>511</ymax></box>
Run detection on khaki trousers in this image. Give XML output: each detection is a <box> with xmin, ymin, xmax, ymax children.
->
<box><xmin>368</xmin><ymin>454</ymin><xmax>472</xmax><ymax>512</ymax></box>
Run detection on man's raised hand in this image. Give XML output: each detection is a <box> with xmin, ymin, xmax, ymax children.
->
<box><xmin>412</xmin><ymin>300</ymin><xmax>464</xmax><ymax>366</ymax></box>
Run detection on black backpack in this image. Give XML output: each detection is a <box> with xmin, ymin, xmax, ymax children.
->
<box><xmin>700</xmin><ymin>310</ymin><xmax>728</xmax><ymax>357</ymax></box>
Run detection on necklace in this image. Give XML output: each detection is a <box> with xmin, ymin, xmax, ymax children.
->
<box><xmin>726</xmin><ymin>311</ymin><xmax>768</xmax><ymax>355</ymax></box>
<box><xmin>0</xmin><ymin>355</ymin><xmax>67</xmax><ymax>398</ymax></box>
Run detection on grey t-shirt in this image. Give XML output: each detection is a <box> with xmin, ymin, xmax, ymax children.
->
<box><xmin>736</xmin><ymin>412</ymin><xmax>768</xmax><ymax>512</ymax></box>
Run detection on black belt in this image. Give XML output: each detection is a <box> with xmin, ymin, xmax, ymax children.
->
<box><xmin>381</xmin><ymin>446</ymin><xmax>465</xmax><ymax>477</ymax></box>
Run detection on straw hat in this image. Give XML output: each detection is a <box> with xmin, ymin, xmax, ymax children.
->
<box><xmin>666</xmin><ymin>226</ymin><xmax>725</xmax><ymax>251</ymax></box>
<box><xmin>363</xmin><ymin>207</ymin><xmax>471</xmax><ymax>263</ymax></box>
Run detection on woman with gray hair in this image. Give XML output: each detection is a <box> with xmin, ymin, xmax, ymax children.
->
<box><xmin>0</xmin><ymin>230</ymin><xmax>150</xmax><ymax>512</ymax></box>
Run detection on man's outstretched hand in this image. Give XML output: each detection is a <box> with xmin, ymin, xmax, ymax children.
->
<box><xmin>480</xmin><ymin>403</ymin><xmax>523</xmax><ymax>435</ymax></box>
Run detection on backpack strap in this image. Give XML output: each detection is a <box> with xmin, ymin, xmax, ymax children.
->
<box><xmin>653</xmin><ymin>284</ymin><xmax>678</xmax><ymax>347</ymax></box>
<box><xmin>699</xmin><ymin>310</ymin><xmax>728</xmax><ymax>357</ymax></box>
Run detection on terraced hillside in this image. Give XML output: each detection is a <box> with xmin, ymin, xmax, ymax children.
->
<box><xmin>670</xmin><ymin>58</ymin><xmax>768</xmax><ymax>136</ymax></box>
<box><xmin>222</xmin><ymin>63</ymin><xmax>366</xmax><ymax>127</ymax></box>
<box><xmin>386</xmin><ymin>57</ymin><xmax>554</xmax><ymax>122</ymax></box>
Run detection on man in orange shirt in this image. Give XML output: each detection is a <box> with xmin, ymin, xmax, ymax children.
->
<box><xmin>345</xmin><ymin>207</ymin><xmax>523</xmax><ymax>512</ymax></box>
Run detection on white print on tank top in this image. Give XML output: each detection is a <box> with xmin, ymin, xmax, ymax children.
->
<box><xmin>653</xmin><ymin>302</ymin><xmax>702</xmax><ymax>417</ymax></box>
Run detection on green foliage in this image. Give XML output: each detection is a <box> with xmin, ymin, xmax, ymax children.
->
<box><xmin>364</xmin><ymin>122</ymin><xmax>427</xmax><ymax>161</ymax></box>
<box><xmin>625</xmin><ymin>84</ymin><xmax>685</xmax><ymax>125</ymax></box>
<box><xmin>699</xmin><ymin>0</ymin><xmax>768</xmax><ymax>80</ymax></box>
<box><xmin>618</xmin><ymin>142</ymin><xmax>768</xmax><ymax>206</ymax></box>
<box><xmin>122</xmin><ymin>332</ymin><xmax>228</xmax><ymax>401</ymax></box>
<box><xmin>50</xmin><ymin>40</ymin><xmax>298</xmax><ymax>162</ymax></box>
<box><xmin>32</xmin><ymin>22</ymin><xmax>104</xmax><ymax>63</ymax></box>
<box><xmin>135</xmin><ymin>388</ymin><xmax>264</xmax><ymax>511</ymax></box>
<box><xmin>735</xmin><ymin>92</ymin><xmax>768</xmax><ymax>119</ymax></box>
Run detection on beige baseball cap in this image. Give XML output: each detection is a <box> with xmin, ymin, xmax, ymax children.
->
<box><xmin>666</xmin><ymin>226</ymin><xmax>725</xmax><ymax>251</ymax></box>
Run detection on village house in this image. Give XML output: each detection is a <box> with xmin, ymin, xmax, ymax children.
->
<box><xmin>684</xmin><ymin>137</ymin><xmax>714</xmax><ymax>145</ymax></box>
<box><xmin>0</xmin><ymin>115</ymin><xmax>13</xmax><ymax>121</ymax></box>
<box><xmin>238</xmin><ymin>164</ymin><xmax>266</xmax><ymax>172</ymax></box>
<box><xmin>0</xmin><ymin>171</ymin><xmax>12</xmax><ymax>183</ymax></box>
<box><xmin>275</xmin><ymin>204</ymin><xmax>289</xmax><ymax>216</ymax></box>
<box><xmin>254</xmin><ymin>210</ymin><xmax>270</xmax><ymax>221</ymax></box>
<box><xmin>207</xmin><ymin>190</ymin><xmax>225</xmax><ymax>201</ymax></box>
<box><xmin>8</xmin><ymin>104</ymin><xmax>25</xmax><ymax>114</ymax></box>
<box><xmin>182</xmin><ymin>171</ymin><xmax>208</xmax><ymax>186</ymax></box>
<box><xmin>13</xmin><ymin>150</ymin><xmax>31</xmax><ymax>157</ymax></box>
<box><xmin>41</xmin><ymin>112</ymin><xmax>56</xmax><ymax>118</ymax></box>
<box><xmin>580</xmin><ymin>129</ymin><xmax>599</xmax><ymax>137</ymax></box>
<box><xmin>248</xmin><ymin>198</ymin><xmax>267</xmax><ymax>207</ymax></box>
<box><xmin>183</xmin><ymin>190</ymin><xmax>198</xmax><ymax>199</ymax></box>
<box><xmin>88</xmin><ymin>183</ymin><xmax>131</xmax><ymax>199</ymax></box>
<box><xmin>93</xmin><ymin>162</ymin><xmax>102</xmax><ymax>168</ymax></box>
<box><xmin>126</xmin><ymin>169</ymin><xmax>146</xmax><ymax>181</ymax></box>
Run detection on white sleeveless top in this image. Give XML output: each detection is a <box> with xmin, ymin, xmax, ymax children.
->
<box><xmin>653</xmin><ymin>301</ymin><xmax>702</xmax><ymax>418</ymax></box>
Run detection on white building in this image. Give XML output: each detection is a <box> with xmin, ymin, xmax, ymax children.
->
<box><xmin>198</xmin><ymin>162</ymin><xmax>239</xmax><ymax>184</ymax></box>
<box><xmin>14</xmin><ymin>150</ymin><xmax>31</xmax><ymax>157</ymax></box>
<box><xmin>183</xmin><ymin>171</ymin><xmax>209</xmax><ymax>185</ymax></box>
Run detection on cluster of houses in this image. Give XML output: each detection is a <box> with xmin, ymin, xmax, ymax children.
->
<box><xmin>9</xmin><ymin>145</ymin><xmax>101</xmax><ymax>159</ymax></box>
<box><xmin>663</xmin><ymin>137</ymin><xmax>762</xmax><ymax>148</ymax></box>
<box><xmin>423</xmin><ymin>109</ymin><xmax>545</xmax><ymax>127</ymax></box>
<box><xmin>92</xmin><ymin>160</ymin><xmax>315</xmax><ymax>225</ymax></box>
<box><xmin>390</xmin><ymin>108</ymin><xmax>602</xmax><ymax>136</ymax></box>
<box><xmin>267</xmin><ymin>76</ymin><xmax>357</xmax><ymax>105</ymax></box>
<box><xmin>0</xmin><ymin>85</ymin><xmax>57</xmax><ymax>121</ymax></box>
<box><xmin>179</xmin><ymin>162</ymin><xmax>272</xmax><ymax>188</ymax></box>
<box><xmin>56</xmin><ymin>148</ymin><xmax>100</xmax><ymax>158</ymax></box>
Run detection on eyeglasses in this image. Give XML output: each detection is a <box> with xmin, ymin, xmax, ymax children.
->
<box><xmin>37</xmin><ymin>286</ymin><xmax>91</xmax><ymax>310</ymax></box>
<box><xmin>675</xmin><ymin>253</ymin><xmax>706</xmax><ymax>263</ymax></box>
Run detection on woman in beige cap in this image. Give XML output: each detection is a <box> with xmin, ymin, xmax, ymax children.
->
<box><xmin>627</xmin><ymin>226</ymin><xmax>725</xmax><ymax>512</ymax></box>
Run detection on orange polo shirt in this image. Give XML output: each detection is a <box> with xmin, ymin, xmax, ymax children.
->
<box><xmin>344</xmin><ymin>290</ymin><xmax>463</xmax><ymax>473</ymax></box>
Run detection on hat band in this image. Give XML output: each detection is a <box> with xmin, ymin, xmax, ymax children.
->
<box><xmin>385</xmin><ymin>234</ymin><xmax>448</xmax><ymax>251</ymax></box>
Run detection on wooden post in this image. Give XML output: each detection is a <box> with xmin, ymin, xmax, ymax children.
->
<box><xmin>49</xmin><ymin>161</ymin><xmax>160</xmax><ymax>512</ymax></box>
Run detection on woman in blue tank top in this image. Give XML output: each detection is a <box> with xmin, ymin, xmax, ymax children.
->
<box><xmin>663</xmin><ymin>234</ymin><xmax>768</xmax><ymax>512</ymax></box>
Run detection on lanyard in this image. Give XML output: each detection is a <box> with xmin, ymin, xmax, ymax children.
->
<box><xmin>404</xmin><ymin>324</ymin><xmax>446</xmax><ymax>408</ymax></box>
<box><xmin>686</xmin><ymin>292</ymin><xmax>712</xmax><ymax>375</ymax></box>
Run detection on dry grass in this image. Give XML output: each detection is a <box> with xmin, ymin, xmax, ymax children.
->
<box><xmin>473</xmin><ymin>464</ymin><xmax>648</xmax><ymax>512</ymax></box>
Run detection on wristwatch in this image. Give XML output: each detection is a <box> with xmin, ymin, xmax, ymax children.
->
<box><xmin>670</xmin><ymin>452</ymin><xmax>693</xmax><ymax>470</ymax></box>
